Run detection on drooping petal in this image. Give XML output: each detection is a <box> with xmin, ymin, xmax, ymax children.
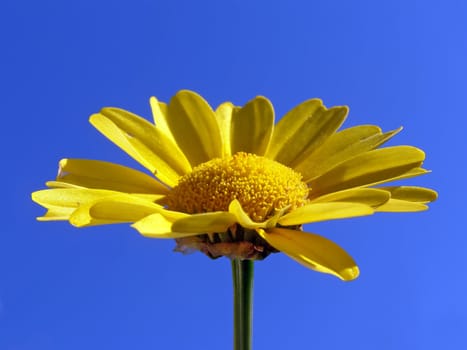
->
<box><xmin>32</xmin><ymin>188</ymin><xmax>121</xmax><ymax>221</ymax></box>
<box><xmin>310</xmin><ymin>188</ymin><xmax>390</xmax><ymax>207</ymax></box>
<box><xmin>379</xmin><ymin>186</ymin><xmax>438</xmax><ymax>203</ymax></box>
<box><xmin>56</xmin><ymin>158</ymin><xmax>169</xmax><ymax>194</ymax></box>
<box><xmin>278</xmin><ymin>202</ymin><xmax>374</xmax><ymax>226</ymax></box>
<box><xmin>228</xmin><ymin>199</ymin><xmax>266</xmax><ymax>229</ymax></box>
<box><xmin>215</xmin><ymin>102</ymin><xmax>239</xmax><ymax>157</ymax></box>
<box><xmin>89</xmin><ymin>108</ymin><xmax>191</xmax><ymax>186</ymax></box>
<box><xmin>172</xmin><ymin>212</ymin><xmax>237</xmax><ymax>233</ymax></box>
<box><xmin>308</xmin><ymin>146</ymin><xmax>426</xmax><ymax>198</ymax></box>
<box><xmin>257</xmin><ymin>228</ymin><xmax>359</xmax><ymax>281</ymax></box>
<box><xmin>266</xmin><ymin>99</ymin><xmax>348</xmax><ymax>167</ymax></box>
<box><xmin>166</xmin><ymin>90</ymin><xmax>223</xmax><ymax>166</ymax></box>
<box><xmin>230</xmin><ymin>96</ymin><xmax>274</xmax><ymax>156</ymax></box>
<box><xmin>375</xmin><ymin>199</ymin><xmax>428</xmax><ymax>212</ymax></box>
<box><xmin>296</xmin><ymin>126</ymin><xmax>402</xmax><ymax>181</ymax></box>
<box><xmin>69</xmin><ymin>194</ymin><xmax>164</xmax><ymax>227</ymax></box>
<box><xmin>132</xmin><ymin>213</ymin><xmax>199</xmax><ymax>238</ymax></box>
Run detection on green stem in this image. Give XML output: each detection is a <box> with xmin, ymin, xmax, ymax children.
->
<box><xmin>231</xmin><ymin>259</ymin><xmax>254</xmax><ymax>350</ymax></box>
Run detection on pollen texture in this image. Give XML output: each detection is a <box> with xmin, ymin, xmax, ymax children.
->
<box><xmin>167</xmin><ymin>152</ymin><xmax>309</xmax><ymax>222</ymax></box>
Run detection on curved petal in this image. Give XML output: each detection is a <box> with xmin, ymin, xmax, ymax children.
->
<box><xmin>69</xmin><ymin>194</ymin><xmax>164</xmax><ymax>227</ymax></box>
<box><xmin>266</xmin><ymin>99</ymin><xmax>347</xmax><ymax>167</ymax></box>
<box><xmin>308</xmin><ymin>146</ymin><xmax>426</xmax><ymax>198</ymax></box>
<box><xmin>257</xmin><ymin>228</ymin><xmax>359</xmax><ymax>281</ymax></box>
<box><xmin>171</xmin><ymin>212</ymin><xmax>237</xmax><ymax>233</ymax></box>
<box><xmin>34</xmin><ymin>205</ymin><xmax>76</xmax><ymax>221</ymax></box>
<box><xmin>230</xmin><ymin>96</ymin><xmax>274</xmax><ymax>156</ymax></box>
<box><xmin>375</xmin><ymin>199</ymin><xmax>428</xmax><ymax>212</ymax></box>
<box><xmin>166</xmin><ymin>90</ymin><xmax>223</xmax><ymax>166</ymax></box>
<box><xmin>310</xmin><ymin>188</ymin><xmax>390</xmax><ymax>207</ymax></box>
<box><xmin>32</xmin><ymin>188</ymin><xmax>122</xmax><ymax>221</ymax></box>
<box><xmin>215</xmin><ymin>102</ymin><xmax>239</xmax><ymax>157</ymax></box>
<box><xmin>132</xmin><ymin>213</ymin><xmax>199</xmax><ymax>238</ymax></box>
<box><xmin>56</xmin><ymin>158</ymin><xmax>169</xmax><ymax>194</ymax></box>
<box><xmin>379</xmin><ymin>186</ymin><xmax>438</xmax><ymax>203</ymax></box>
<box><xmin>278</xmin><ymin>202</ymin><xmax>374</xmax><ymax>226</ymax></box>
<box><xmin>296</xmin><ymin>126</ymin><xmax>402</xmax><ymax>181</ymax></box>
<box><xmin>228</xmin><ymin>199</ymin><xmax>267</xmax><ymax>229</ymax></box>
<box><xmin>90</xmin><ymin>108</ymin><xmax>191</xmax><ymax>186</ymax></box>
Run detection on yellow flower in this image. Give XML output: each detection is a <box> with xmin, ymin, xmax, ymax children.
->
<box><xmin>32</xmin><ymin>90</ymin><xmax>437</xmax><ymax>281</ymax></box>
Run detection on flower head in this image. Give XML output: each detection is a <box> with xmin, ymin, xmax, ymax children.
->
<box><xmin>32</xmin><ymin>90</ymin><xmax>437</xmax><ymax>281</ymax></box>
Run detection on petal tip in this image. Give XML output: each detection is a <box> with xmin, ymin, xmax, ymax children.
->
<box><xmin>340</xmin><ymin>265</ymin><xmax>360</xmax><ymax>281</ymax></box>
<box><xmin>30</xmin><ymin>191</ymin><xmax>38</xmax><ymax>202</ymax></box>
<box><xmin>88</xmin><ymin>113</ymin><xmax>102</xmax><ymax>125</ymax></box>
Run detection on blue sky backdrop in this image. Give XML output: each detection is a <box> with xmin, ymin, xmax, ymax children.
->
<box><xmin>2</xmin><ymin>0</ymin><xmax>466</xmax><ymax>349</ymax></box>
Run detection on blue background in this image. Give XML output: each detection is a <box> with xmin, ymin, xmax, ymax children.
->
<box><xmin>2</xmin><ymin>0</ymin><xmax>465</xmax><ymax>349</ymax></box>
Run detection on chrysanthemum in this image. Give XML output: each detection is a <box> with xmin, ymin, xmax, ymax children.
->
<box><xmin>32</xmin><ymin>90</ymin><xmax>437</xmax><ymax>281</ymax></box>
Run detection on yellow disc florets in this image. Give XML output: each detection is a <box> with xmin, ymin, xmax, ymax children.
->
<box><xmin>167</xmin><ymin>152</ymin><xmax>309</xmax><ymax>222</ymax></box>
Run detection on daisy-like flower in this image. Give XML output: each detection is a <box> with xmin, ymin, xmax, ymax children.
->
<box><xmin>32</xmin><ymin>90</ymin><xmax>437</xmax><ymax>281</ymax></box>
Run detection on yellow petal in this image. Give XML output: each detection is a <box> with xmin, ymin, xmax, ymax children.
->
<box><xmin>35</xmin><ymin>205</ymin><xmax>76</xmax><ymax>221</ymax></box>
<box><xmin>257</xmin><ymin>228</ymin><xmax>359</xmax><ymax>281</ymax></box>
<box><xmin>309</xmin><ymin>146</ymin><xmax>426</xmax><ymax>198</ymax></box>
<box><xmin>149</xmin><ymin>96</ymin><xmax>174</xmax><ymax>141</ymax></box>
<box><xmin>296</xmin><ymin>126</ymin><xmax>402</xmax><ymax>181</ymax></box>
<box><xmin>90</xmin><ymin>108</ymin><xmax>191</xmax><ymax>186</ymax></box>
<box><xmin>45</xmin><ymin>181</ymin><xmax>85</xmax><ymax>189</ymax></box>
<box><xmin>43</xmin><ymin>182</ymin><xmax>165</xmax><ymax>202</ymax></box>
<box><xmin>215</xmin><ymin>102</ymin><xmax>239</xmax><ymax>157</ymax></box>
<box><xmin>266</xmin><ymin>99</ymin><xmax>348</xmax><ymax>167</ymax></box>
<box><xmin>32</xmin><ymin>188</ymin><xmax>116</xmax><ymax>208</ymax></box>
<box><xmin>172</xmin><ymin>212</ymin><xmax>237</xmax><ymax>233</ymax></box>
<box><xmin>373</xmin><ymin>167</ymin><xmax>430</xmax><ymax>185</ymax></box>
<box><xmin>278</xmin><ymin>202</ymin><xmax>374</xmax><ymax>226</ymax></box>
<box><xmin>32</xmin><ymin>188</ymin><xmax>119</xmax><ymax>221</ymax></box>
<box><xmin>375</xmin><ymin>199</ymin><xmax>428</xmax><ymax>212</ymax></box>
<box><xmin>310</xmin><ymin>188</ymin><xmax>390</xmax><ymax>207</ymax></box>
<box><xmin>266</xmin><ymin>99</ymin><xmax>323</xmax><ymax>160</ymax></box>
<box><xmin>69</xmin><ymin>194</ymin><xmax>164</xmax><ymax>227</ymax></box>
<box><xmin>228</xmin><ymin>199</ymin><xmax>266</xmax><ymax>229</ymax></box>
<box><xmin>56</xmin><ymin>158</ymin><xmax>169</xmax><ymax>194</ymax></box>
<box><xmin>379</xmin><ymin>186</ymin><xmax>438</xmax><ymax>203</ymax></box>
<box><xmin>89</xmin><ymin>111</ymin><xmax>145</xmax><ymax>166</ymax></box>
<box><xmin>132</xmin><ymin>213</ymin><xmax>199</xmax><ymax>238</ymax></box>
<box><xmin>230</xmin><ymin>96</ymin><xmax>274</xmax><ymax>156</ymax></box>
<box><xmin>166</xmin><ymin>90</ymin><xmax>223</xmax><ymax>166</ymax></box>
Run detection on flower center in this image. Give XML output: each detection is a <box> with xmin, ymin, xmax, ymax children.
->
<box><xmin>167</xmin><ymin>152</ymin><xmax>309</xmax><ymax>222</ymax></box>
